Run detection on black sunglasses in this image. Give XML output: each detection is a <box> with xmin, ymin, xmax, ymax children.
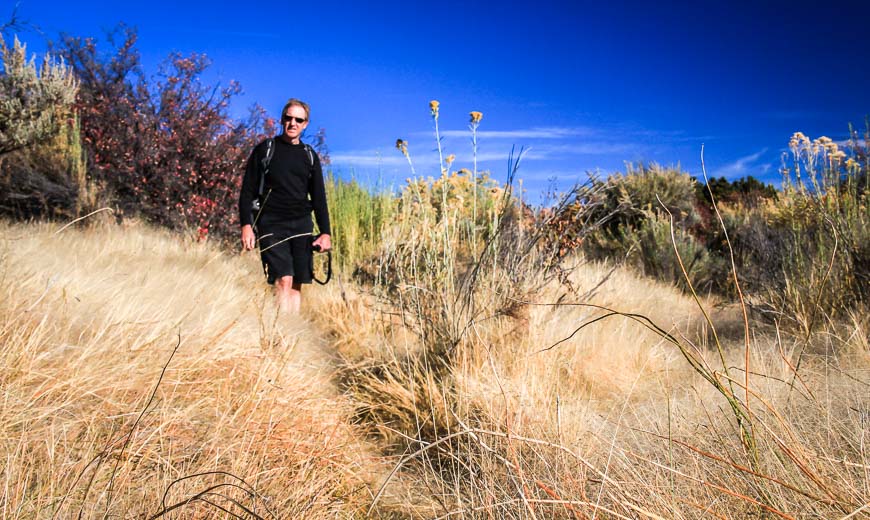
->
<box><xmin>282</xmin><ymin>115</ymin><xmax>307</xmax><ymax>124</ymax></box>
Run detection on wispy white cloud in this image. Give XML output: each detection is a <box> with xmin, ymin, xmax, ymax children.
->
<box><xmin>329</xmin><ymin>152</ymin><xmax>409</xmax><ymax>167</ymax></box>
<box><xmin>435</xmin><ymin>126</ymin><xmax>599</xmax><ymax>140</ymax></box>
<box><xmin>461</xmin><ymin>151</ymin><xmax>529</xmax><ymax>162</ymax></box>
<box><xmin>157</xmin><ymin>27</ymin><xmax>281</xmax><ymax>39</ymax></box>
<box><xmin>513</xmin><ymin>167</ymin><xmax>595</xmax><ymax>182</ymax></box>
<box><xmin>629</xmin><ymin>129</ymin><xmax>716</xmax><ymax>142</ymax></box>
<box><xmin>709</xmin><ymin>149</ymin><xmax>769</xmax><ymax>179</ymax></box>
<box><xmin>330</xmin><ymin>148</ymin><xmax>544</xmax><ymax>169</ymax></box>
<box><xmin>334</xmin><ymin>123</ymin><xmax>709</xmax><ymax>182</ymax></box>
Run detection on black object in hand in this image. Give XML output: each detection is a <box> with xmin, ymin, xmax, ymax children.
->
<box><xmin>310</xmin><ymin>234</ymin><xmax>322</xmax><ymax>252</ymax></box>
<box><xmin>308</xmin><ymin>234</ymin><xmax>331</xmax><ymax>285</ymax></box>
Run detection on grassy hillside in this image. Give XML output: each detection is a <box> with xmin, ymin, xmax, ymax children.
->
<box><xmin>3</xmin><ymin>220</ymin><xmax>867</xmax><ymax>518</ymax></box>
<box><xmin>0</xmin><ymin>220</ymin><xmax>376</xmax><ymax>518</ymax></box>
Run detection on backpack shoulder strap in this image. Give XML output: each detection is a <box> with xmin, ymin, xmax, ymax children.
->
<box><xmin>303</xmin><ymin>143</ymin><xmax>316</xmax><ymax>178</ymax></box>
<box><xmin>257</xmin><ymin>137</ymin><xmax>275</xmax><ymax>198</ymax></box>
<box><xmin>262</xmin><ymin>138</ymin><xmax>275</xmax><ymax>170</ymax></box>
<box><xmin>303</xmin><ymin>144</ymin><xmax>315</xmax><ymax>166</ymax></box>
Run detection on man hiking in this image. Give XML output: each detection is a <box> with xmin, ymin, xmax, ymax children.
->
<box><xmin>238</xmin><ymin>98</ymin><xmax>331</xmax><ymax>313</ymax></box>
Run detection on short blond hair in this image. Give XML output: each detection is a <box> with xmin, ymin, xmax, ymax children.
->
<box><xmin>282</xmin><ymin>98</ymin><xmax>310</xmax><ymax>120</ymax></box>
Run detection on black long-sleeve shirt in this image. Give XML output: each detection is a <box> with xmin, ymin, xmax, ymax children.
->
<box><xmin>238</xmin><ymin>138</ymin><xmax>331</xmax><ymax>235</ymax></box>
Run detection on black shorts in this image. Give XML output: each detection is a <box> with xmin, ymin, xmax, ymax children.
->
<box><xmin>256</xmin><ymin>215</ymin><xmax>314</xmax><ymax>285</ymax></box>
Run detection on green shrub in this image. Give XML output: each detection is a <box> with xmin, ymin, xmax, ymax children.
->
<box><xmin>582</xmin><ymin>164</ymin><xmax>699</xmax><ymax>252</ymax></box>
<box><xmin>557</xmin><ymin>163</ymin><xmax>716</xmax><ymax>288</ymax></box>
<box><xmin>613</xmin><ymin>163</ymin><xmax>699</xmax><ymax>220</ymax></box>
<box><xmin>0</xmin><ymin>35</ymin><xmax>81</xmax><ymax>218</ymax></box>
<box><xmin>731</xmin><ymin>130</ymin><xmax>869</xmax><ymax>332</ymax></box>
<box><xmin>696</xmin><ymin>175</ymin><xmax>777</xmax><ymax>207</ymax></box>
<box><xmin>620</xmin><ymin>210</ymin><xmax>724</xmax><ymax>291</ymax></box>
<box><xmin>0</xmin><ymin>35</ymin><xmax>77</xmax><ymax>156</ymax></box>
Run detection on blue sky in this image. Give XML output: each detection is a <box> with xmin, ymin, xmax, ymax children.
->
<box><xmin>8</xmin><ymin>0</ymin><xmax>869</xmax><ymax>199</ymax></box>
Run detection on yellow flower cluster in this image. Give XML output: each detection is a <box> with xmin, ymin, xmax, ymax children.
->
<box><xmin>398</xmin><ymin>169</ymin><xmax>502</xmax><ymax>218</ymax></box>
<box><xmin>788</xmin><ymin>131</ymin><xmax>810</xmax><ymax>151</ymax></box>
<box><xmin>789</xmin><ymin>132</ymin><xmax>848</xmax><ymax>161</ymax></box>
<box><xmin>813</xmin><ymin>136</ymin><xmax>834</xmax><ymax>155</ymax></box>
<box><xmin>469</xmin><ymin>111</ymin><xmax>483</xmax><ymax>124</ymax></box>
<box><xmin>429</xmin><ymin>100</ymin><xmax>440</xmax><ymax>118</ymax></box>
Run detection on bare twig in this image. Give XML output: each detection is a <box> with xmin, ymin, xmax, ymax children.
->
<box><xmin>153</xmin><ymin>471</ymin><xmax>278</xmax><ymax>519</ymax></box>
<box><xmin>699</xmin><ymin>147</ymin><xmax>753</xmax><ymax>422</ymax></box>
<box><xmin>54</xmin><ymin>207</ymin><xmax>115</xmax><ymax>235</ymax></box>
<box><xmin>104</xmin><ymin>334</ymin><xmax>182</xmax><ymax>513</ymax></box>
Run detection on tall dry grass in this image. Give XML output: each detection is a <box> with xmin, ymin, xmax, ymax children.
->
<box><xmin>3</xmin><ymin>213</ymin><xmax>868</xmax><ymax>518</ymax></box>
<box><xmin>313</xmin><ymin>246</ymin><xmax>869</xmax><ymax>518</ymax></box>
<box><xmin>0</xmin><ymin>220</ymin><xmax>377</xmax><ymax>518</ymax></box>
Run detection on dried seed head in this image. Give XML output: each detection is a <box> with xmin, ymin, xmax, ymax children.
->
<box><xmin>789</xmin><ymin>131</ymin><xmax>810</xmax><ymax>151</ymax></box>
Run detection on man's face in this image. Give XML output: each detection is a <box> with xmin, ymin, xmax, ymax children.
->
<box><xmin>282</xmin><ymin>105</ymin><xmax>309</xmax><ymax>141</ymax></box>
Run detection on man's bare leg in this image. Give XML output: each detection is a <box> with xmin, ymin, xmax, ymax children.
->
<box><xmin>275</xmin><ymin>275</ymin><xmax>302</xmax><ymax>313</ymax></box>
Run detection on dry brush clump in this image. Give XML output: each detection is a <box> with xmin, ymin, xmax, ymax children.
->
<box><xmin>0</xmin><ymin>34</ymin><xmax>77</xmax><ymax>157</ymax></box>
<box><xmin>0</xmin><ymin>221</ymin><xmax>375</xmax><ymax>518</ymax></box>
<box><xmin>753</xmin><ymin>130</ymin><xmax>869</xmax><ymax>333</ymax></box>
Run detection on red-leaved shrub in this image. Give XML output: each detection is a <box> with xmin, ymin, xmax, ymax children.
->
<box><xmin>57</xmin><ymin>25</ymin><xmax>276</xmax><ymax>241</ymax></box>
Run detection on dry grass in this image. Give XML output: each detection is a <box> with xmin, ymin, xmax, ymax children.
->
<box><xmin>3</xmin><ymin>219</ymin><xmax>869</xmax><ymax>519</ymax></box>
<box><xmin>0</xmin><ymin>220</ymin><xmax>377</xmax><ymax>518</ymax></box>
<box><xmin>313</xmin><ymin>247</ymin><xmax>870</xmax><ymax>518</ymax></box>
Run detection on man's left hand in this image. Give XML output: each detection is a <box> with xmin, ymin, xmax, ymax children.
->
<box><xmin>312</xmin><ymin>234</ymin><xmax>332</xmax><ymax>252</ymax></box>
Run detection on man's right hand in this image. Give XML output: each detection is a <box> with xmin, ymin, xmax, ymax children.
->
<box><xmin>241</xmin><ymin>225</ymin><xmax>256</xmax><ymax>251</ymax></box>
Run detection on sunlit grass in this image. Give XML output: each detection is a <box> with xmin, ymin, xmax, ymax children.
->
<box><xmin>0</xmin><ymin>220</ymin><xmax>374</xmax><ymax>518</ymax></box>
